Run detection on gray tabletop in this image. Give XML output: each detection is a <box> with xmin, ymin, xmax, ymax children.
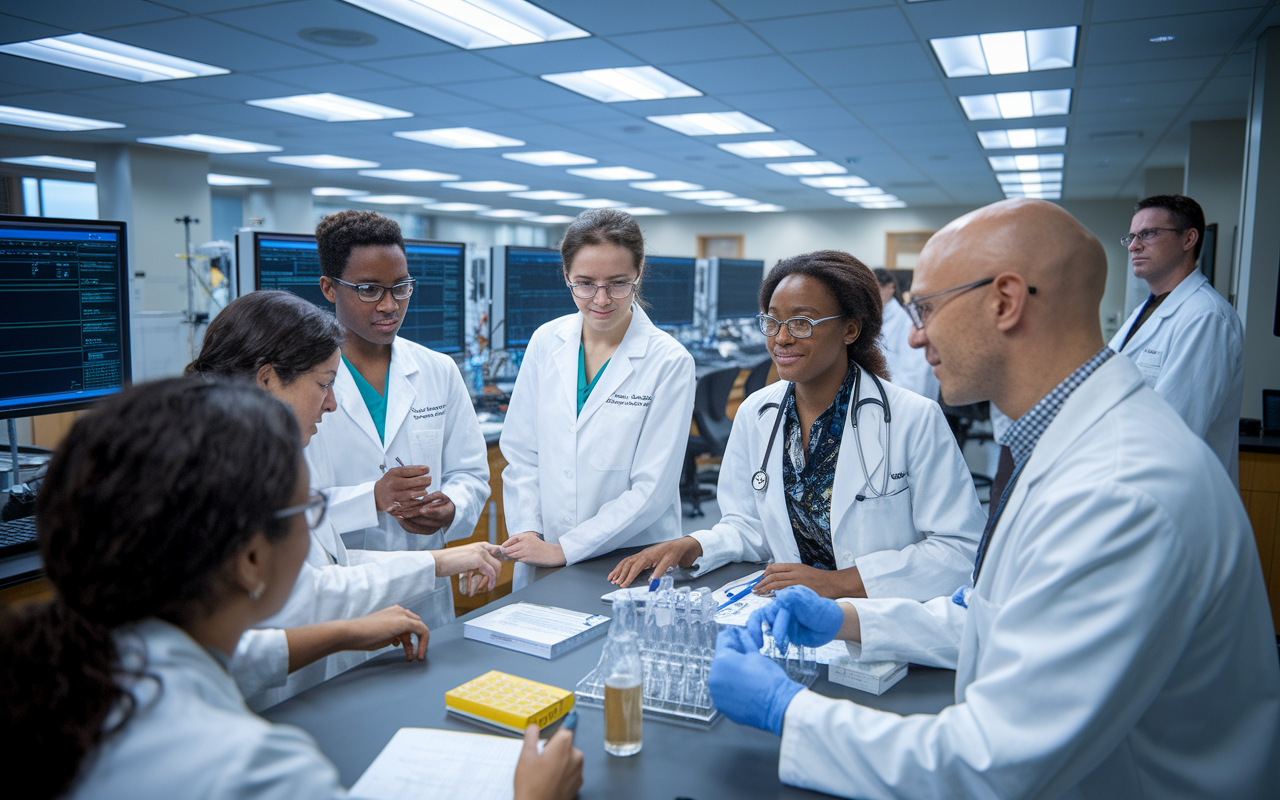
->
<box><xmin>263</xmin><ymin>550</ymin><xmax>956</xmax><ymax>799</ymax></box>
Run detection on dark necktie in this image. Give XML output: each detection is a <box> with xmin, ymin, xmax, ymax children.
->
<box><xmin>988</xmin><ymin>444</ymin><xmax>1015</xmax><ymax>517</ymax></box>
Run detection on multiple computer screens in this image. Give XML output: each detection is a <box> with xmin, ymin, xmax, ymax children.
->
<box><xmin>0</xmin><ymin>215</ymin><xmax>131</xmax><ymax>420</ymax></box>
<box><xmin>245</xmin><ymin>231</ymin><xmax>468</xmax><ymax>356</ymax></box>
<box><xmin>711</xmin><ymin>258</ymin><xmax>765</xmax><ymax>320</ymax></box>
<box><xmin>489</xmin><ymin>246</ymin><xmax>574</xmax><ymax>351</ymax></box>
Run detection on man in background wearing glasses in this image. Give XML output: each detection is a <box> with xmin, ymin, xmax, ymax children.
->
<box><xmin>1110</xmin><ymin>194</ymin><xmax>1243</xmax><ymax>485</ymax></box>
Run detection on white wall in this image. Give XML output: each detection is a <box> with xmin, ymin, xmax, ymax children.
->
<box><xmin>1185</xmin><ymin>119</ymin><xmax>1247</xmax><ymax>299</ymax></box>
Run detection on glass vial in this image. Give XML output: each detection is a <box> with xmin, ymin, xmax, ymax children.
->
<box><xmin>601</xmin><ymin>595</ymin><xmax>643</xmax><ymax>756</ymax></box>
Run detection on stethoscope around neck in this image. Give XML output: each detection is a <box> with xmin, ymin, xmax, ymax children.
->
<box><xmin>751</xmin><ymin>364</ymin><xmax>893</xmax><ymax>501</ymax></box>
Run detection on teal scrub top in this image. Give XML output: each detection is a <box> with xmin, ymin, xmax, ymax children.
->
<box><xmin>343</xmin><ymin>353</ymin><xmax>391</xmax><ymax>443</ymax></box>
<box><xmin>577</xmin><ymin>343</ymin><xmax>610</xmax><ymax>416</ymax></box>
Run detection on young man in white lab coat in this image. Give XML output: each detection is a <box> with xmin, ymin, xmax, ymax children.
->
<box><xmin>874</xmin><ymin>267</ymin><xmax>939</xmax><ymax>401</ymax></box>
<box><xmin>1109</xmin><ymin>194</ymin><xmax>1244</xmax><ymax>484</ymax></box>
<box><xmin>306</xmin><ymin>210</ymin><xmax>490</xmax><ymax>630</ymax></box>
<box><xmin>708</xmin><ymin>199</ymin><xmax>1279</xmax><ymax>799</ymax></box>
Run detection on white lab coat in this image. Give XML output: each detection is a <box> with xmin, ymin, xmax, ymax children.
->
<box><xmin>305</xmin><ymin>337</ymin><xmax>490</xmax><ymax>628</ymax></box>
<box><xmin>1108</xmin><ymin>269</ymin><xmax>1243</xmax><ymax>485</ymax></box>
<box><xmin>690</xmin><ymin>366</ymin><xmax>984</xmax><ymax>601</ymax></box>
<box><xmin>880</xmin><ymin>298</ymin><xmax>939</xmax><ymax>401</ymax></box>
<box><xmin>777</xmin><ymin>355</ymin><xmax>1280</xmax><ymax>800</ymax></box>
<box><xmin>500</xmin><ymin>306</ymin><xmax>695</xmax><ymax>589</ymax></box>
<box><xmin>68</xmin><ymin>619</ymin><xmax>344</xmax><ymax>800</ymax></box>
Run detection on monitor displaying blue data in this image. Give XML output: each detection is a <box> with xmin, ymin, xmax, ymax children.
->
<box><xmin>715</xmin><ymin>258</ymin><xmax>765</xmax><ymax>320</ymax></box>
<box><xmin>642</xmin><ymin>256</ymin><xmax>696</xmax><ymax>329</ymax></box>
<box><xmin>0</xmin><ymin>215</ymin><xmax>131</xmax><ymax>419</ymax></box>
<box><xmin>491</xmin><ymin>246</ymin><xmax>575</xmax><ymax>350</ymax></box>
<box><xmin>252</xmin><ymin>232</ymin><xmax>467</xmax><ymax>355</ymax></box>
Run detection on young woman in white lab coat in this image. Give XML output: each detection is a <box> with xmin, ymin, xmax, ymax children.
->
<box><xmin>500</xmin><ymin>209</ymin><xmax>696</xmax><ymax>589</ymax></box>
<box><xmin>610</xmin><ymin>250</ymin><xmax>983</xmax><ymax>602</ymax></box>
<box><xmin>305</xmin><ymin>210</ymin><xmax>493</xmax><ymax>630</ymax></box>
<box><xmin>188</xmin><ymin>290</ymin><xmax>501</xmax><ymax>709</ymax></box>
<box><xmin>0</xmin><ymin>378</ymin><xmax>581</xmax><ymax>800</ymax></box>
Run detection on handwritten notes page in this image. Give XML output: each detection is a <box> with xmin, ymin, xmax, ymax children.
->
<box><xmin>348</xmin><ymin>728</ymin><xmax>539</xmax><ymax>800</ymax></box>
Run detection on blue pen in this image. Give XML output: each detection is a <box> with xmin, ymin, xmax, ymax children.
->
<box><xmin>717</xmin><ymin>575</ymin><xmax>765</xmax><ymax>610</ymax></box>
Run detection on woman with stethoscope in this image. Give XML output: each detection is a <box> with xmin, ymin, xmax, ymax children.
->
<box><xmin>610</xmin><ymin>250</ymin><xmax>984</xmax><ymax>602</ymax></box>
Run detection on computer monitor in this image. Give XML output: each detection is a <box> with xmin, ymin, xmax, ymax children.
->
<box><xmin>245</xmin><ymin>231</ymin><xmax>467</xmax><ymax>355</ymax></box>
<box><xmin>712</xmin><ymin>257</ymin><xmax>765</xmax><ymax>320</ymax></box>
<box><xmin>0</xmin><ymin>214</ymin><xmax>131</xmax><ymax>419</ymax></box>
<box><xmin>642</xmin><ymin>255</ymin><xmax>696</xmax><ymax>329</ymax></box>
<box><xmin>490</xmin><ymin>245</ymin><xmax>574</xmax><ymax>350</ymax></box>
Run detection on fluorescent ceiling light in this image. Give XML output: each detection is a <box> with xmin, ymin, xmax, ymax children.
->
<box><xmin>859</xmin><ymin>201</ymin><xmax>908</xmax><ymax>209</ymax></box>
<box><xmin>357</xmin><ymin>194</ymin><xmax>435</xmax><ymax>204</ymax></box>
<box><xmin>977</xmin><ymin>127</ymin><xmax>1067</xmax><ymax>149</ymax></box>
<box><xmin>1004</xmin><ymin>189</ymin><xmax>1061</xmax><ymax>199</ymax></box>
<box><xmin>0</xmin><ymin>33</ymin><xmax>228</xmax><ymax>82</ymax></box>
<box><xmin>207</xmin><ymin>173</ymin><xmax>270</xmax><ymax>186</ymax></box>
<box><xmin>543</xmin><ymin>66</ymin><xmax>701</xmax><ymax>103</ymax></box>
<box><xmin>143</xmin><ymin>134</ymin><xmax>281</xmax><ymax>153</ymax></box>
<box><xmin>646</xmin><ymin>112</ymin><xmax>772</xmax><ymax>136</ymax></box>
<box><xmin>248</xmin><ymin>93</ymin><xmax>412</xmax><ymax>122</ymax></box>
<box><xmin>1</xmin><ymin>155</ymin><xmax>95</xmax><ymax>172</ymax></box>
<box><xmin>959</xmin><ymin>89</ymin><xmax>1071</xmax><ymax>120</ymax></box>
<box><xmin>1003</xmin><ymin>182</ymin><xmax>1063</xmax><ymax>193</ymax></box>
<box><xmin>270</xmin><ymin>154</ymin><xmax>378</xmax><ymax>168</ymax></box>
<box><xmin>996</xmin><ymin>171</ymin><xmax>1063</xmax><ymax>185</ymax></box>
<box><xmin>828</xmin><ymin>187</ymin><xmax>888</xmax><ymax>198</ymax></box>
<box><xmin>503</xmin><ymin>151</ymin><xmax>596</xmax><ymax>166</ymax></box>
<box><xmin>425</xmin><ymin>202</ymin><xmax>489</xmax><ymax>211</ymax></box>
<box><xmin>0</xmin><ymin>105</ymin><xmax>123</xmax><ymax>131</ymax></box>
<box><xmin>358</xmin><ymin>168</ymin><xmax>459</xmax><ymax>181</ymax></box>
<box><xmin>567</xmin><ymin>166</ymin><xmax>655</xmax><ymax>181</ymax></box>
<box><xmin>528</xmin><ymin>214</ymin><xmax>576</xmax><ymax>223</ymax></box>
<box><xmin>667</xmin><ymin>190</ymin><xmax>735</xmax><ymax>201</ymax></box>
<box><xmin>394</xmin><ymin>127</ymin><xmax>524</xmax><ymax>148</ymax></box>
<box><xmin>556</xmin><ymin>198</ymin><xmax>623</xmax><ymax>208</ymax></box>
<box><xmin>843</xmin><ymin>194</ymin><xmax>898</xmax><ymax>204</ymax></box>
<box><xmin>444</xmin><ymin>180</ymin><xmax>528</xmax><ymax>192</ymax></box>
<box><xmin>312</xmin><ymin>187</ymin><xmax>368</xmax><ymax>196</ymax></box>
<box><xmin>766</xmin><ymin>161</ymin><xmax>846</xmax><ymax>176</ymax></box>
<box><xmin>342</xmin><ymin>0</ymin><xmax>588</xmax><ymax>49</ymax></box>
<box><xmin>800</xmin><ymin>176</ymin><xmax>871</xmax><ymax>188</ymax></box>
<box><xmin>623</xmin><ymin>207</ymin><xmax>667</xmax><ymax>216</ymax></box>
<box><xmin>742</xmin><ymin>203</ymin><xmax>785</xmax><ymax>213</ymax></box>
<box><xmin>631</xmin><ymin>180</ymin><xmax>702</xmax><ymax>192</ymax></box>
<box><xmin>988</xmin><ymin>154</ymin><xmax>1064</xmax><ymax>171</ymax></box>
<box><xmin>478</xmin><ymin>208</ymin><xmax>538</xmax><ymax>218</ymax></box>
<box><xmin>698</xmin><ymin>197</ymin><xmax>756</xmax><ymax>208</ymax></box>
<box><xmin>930</xmin><ymin>27</ymin><xmax>1077</xmax><ymax>77</ymax></box>
<box><xmin>509</xmin><ymin>190</ymin><xmax>583</xmax><ymax>200</ymax></box>
<box><xmin>718</xmin><ymin>140</ymin><xmax>815</xmax><ymax>159</ymax></box>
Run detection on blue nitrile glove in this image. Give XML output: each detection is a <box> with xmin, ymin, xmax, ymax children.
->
<box><xmin>709</xmin><ymin>626</ymin><xmax>804</xmax><ymax>735</ymax></box>
<box><xmin>746</xmin><ymin>585</ymin><xmax>844</xmax><ymax>654</ymax></box>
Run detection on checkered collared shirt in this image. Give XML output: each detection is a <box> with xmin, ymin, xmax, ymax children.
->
<box><xmin>999</xmin><ymin>347</ymin><xmax>1115</xmax><ymax>468</ymax></box>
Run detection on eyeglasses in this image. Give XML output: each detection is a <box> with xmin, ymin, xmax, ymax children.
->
<box><xmin>1120</xmin><ymin>227</ymin><xmax>1185</xmax><ymax>247</ymax></box>
<box><xmin>757</xmin><ymin>313</ymin><xmax>844</xmax><ymax>338</ymax></box>
<box><xmin>904</xmin><ymin>277</ymin><xmax>995</xmax><ymax>329</ymax></box>
<box><xmin>567</xmin><ymin>280</ymin><xmax>638</xmax><ymax>300</ymax></box>
<box><xmin>273</xmin><ymin>491</ymin><xmax>327</xmax><ymax>529</ymax></box>
<box><xmin>332</xmin><ymin>277</ymin><xmax>415</xmax><ymax>303</ymax></box>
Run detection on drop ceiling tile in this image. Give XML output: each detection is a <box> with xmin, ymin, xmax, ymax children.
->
<box><xmin>749</xmin><ymin>6</ymin><xmax>915</xmax><ymax>53</ymax></box>
<box><xmin>360</xmin><ymin>52</ymin><xmax>520</xmax><ymax>86</ymax></box>
<box><xmin>107</xmin><ymin>107</ymin><xmax>248</xmax><ymax>133</ymax></box>
<box><xmin>1184</xmin><ymin>101</ymin><xmax>1251</xmax><ymax>121</ymax></box>
<box><xmin>1081</xmin><ymin>57</ymin><xmax>1219</xmax><ymax>87</ymax></box>
<box><xmin>211</xmin><ymin>0</ymin><xmax>455</xmax><ymax>60</ymax></box>
<box><xmin>445</xmin><ymin>77</ymin><xmax>592</xmax><ymax>109</ymax></box>
<box><xmin>1</xmin><ymin>90</ymin><xmax>132</xmax><ymax>117</ymax></box>
<box><xmin>535</xmin><ymin>0</ymin><xmax>733</xmax><ymax>35</ymax></box>
<box><xmin>752</xmin><ymin>105</ymin><xmax>862</xmax><ymax>132</ymax></box>
<box><xmin>256</xmin><ymin>64</ymin><xmax>415</xmax><ymax>92</ymax></box>
<box><xmin>1216</xmin><ymin>50</ymin><xmax>1255</xmax><ymax>78</ymax></box>
<box><xmin>614</xmin><ymin>96</ymin><xmax>735</xmax><ymax>116</ymax></box>
<box><xmin>715</xmin><ymin>1</ymin><xmax>890</xmax><ymax>22</ymax></box>
<box><xmin>173</xmin><ymin>73</ymin><xmax>303</xmax><ymax>102</ymax></box>
<box><xmin>74</xmin><ymin>84</ymin><xmax>215</xmax><ymax>108</ymax></box>
<box><xmin>5</xmin><ymin>1</ymin><xmax>182</xmax><ymax>30</ymax></box>
<box><xmin>107</xmin><ymin>17</ymin><xmax>334</xmax><ymax>72</ymax></box>
<box><xmin>524</xmin><ymin>104</ymin><xmax>635</xmax><ymax>124</ymax></box>
<box><xmin>664</xmin><ymin>55</ymin><xmax>814</xmax><ymax>94</ymax></box>
<box><xmin>845</xmin><ymin>97</ymin><xmax>956</xmax><ymax>125</ymax></box>
<box><xmin>791</xmin><ymin>43</ymin><xmax>936</xmax><ymax>87</ymax></box>
<box><xmin>1077</xmin><ymin>80</ymin><xmax>1203</xmax><ymax>112</ymax></box>
<box><xmin>151</xmin><ymin>0</ymin><xmax>268</xmax><ymax>11</ymax></box>
<box><xmin>829</xmin><ymin>80</ymin><xmax>948</xmax><ymax>106</ymax></box>
<box><xmin>477</xmin><ymin>38</ymin><xmax>641</xmax><ymax>74</ymax></box>
<box><xmin>357</xmin><ymin>86</ymin><xmax>495</xmax><ymax>115</ymax></box>
<box><xmin>1091</xmin><ymin>1</ymin><xmax>1265</xmax><ymax>24</ymax></box>
<box><xmin>608</xmin><ymin>24</ymin><xmax>771</xmax><ymax>64</ymax></box>
<box><xmin>0</xmin><ymin>13</ymin><xmax>68</xmax><ymax>44</ymax></box>
<box><xmin>904</xmin><ymin>0</ymin><xmax>1086</xmax><ymax>39</ymax></box>
<box><xmin>1084</xmin><ymin>9</ymin><xmax>1262</xmax><ymax>64</ymax></box>
<box><xmin>0</xmin><ymin>54</ymin><xmax>127</xmax><ymax>92</ymax></box>
<box><xmin>720</xmin><ymin>88</ymin><xmax>833</xmax><ymax>112</ymax></box>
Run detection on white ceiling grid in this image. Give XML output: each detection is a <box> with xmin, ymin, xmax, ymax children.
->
<box><xmin>0</xmin><ymin>0</ymin><xmax>1276</xmax><ymax>216</ymax></box>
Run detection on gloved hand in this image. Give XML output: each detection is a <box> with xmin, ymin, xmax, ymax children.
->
<box><xmin>709</xmin><ymin>626</ymin><xmax>804</xmax><ymax>735</ymax></box>
<box><xmin>746</xmin><ymin>585</ymin><xmax>844</xmax><ymax>654</ymax></box>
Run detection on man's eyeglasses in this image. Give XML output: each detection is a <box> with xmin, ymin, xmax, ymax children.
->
<box><xmin>274</xmin><ymin>492</ymin><xmax>327</xmax><ymax>529</ymax></box>
<box><xmin>757</xmin><ymin>314</ymin><xmax>844</xmax><ymax>338</ymax></box>
<box><xmin>1120</xmin><ymin>227</ymin><xmax>1185</xmax><ymax>247</ymax></box>
<box><xmin>332</xmin><ymin>277</ymin><xmax>415</xmax><ymax>303</ymax></box>
<box><xmin>567</xmin><ymin>280</ymin><xmax>638</xmax><ymax>300</ymax></box>
<box><xmin>904</xmin><ymin>278</ymin><xmax>995</xmax><ymax>329</ymax></box>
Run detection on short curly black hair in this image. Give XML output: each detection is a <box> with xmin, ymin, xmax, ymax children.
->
<box><xmin>1135</xmin><ymin>194</ymin><xmax>1205</xmax><ymax>260</ymax></box>
<box><xmin>315</xmin><ymin>209</ymin><xmax>405</xmax><ymax>280</ymax></box>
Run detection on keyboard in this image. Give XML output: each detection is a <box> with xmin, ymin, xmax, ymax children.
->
<box><xmin>0</xmin><ymin>515</ymin><xmax>38</xmax><ymax>559</ymax></box>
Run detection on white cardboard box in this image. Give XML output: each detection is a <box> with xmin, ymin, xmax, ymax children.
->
<box><xmin>828</xmin><ymin>656</ymin><xmax>908</xmax><ymax>696</ymax></box>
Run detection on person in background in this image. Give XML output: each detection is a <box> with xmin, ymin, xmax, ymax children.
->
<box><xmin>499</xmin><ymin>208</ymin><xmax>696</xmax><ymax>589</ymax></box>
<box><xmin>188</xmin><ymin>290</ymin><xmax>501</xmax><ymax>709</ymax></box>
<box><xmin>611</xmin><ymin>251</ymin><xmax>983</xmax><ymax>603</ymax></box>
<box><xmin>0</xmin><ymin>377</ymin><xmax>582</xmax><ymax>800</ymax></box>
<box><xmin>873</xmin><ymin>267</ymin><xmax>939</xmax><ymax>401</ymax></box>
<box><xmin>306</xmin><ymin>210</ymin><xmax>492</xmax><ymax>630</ymax></box>
<box><xmin>708</xmin><ymin>199</ymin><xmax>1278</xmax><ymax>799</ymax></box>
<box><xmin>1110</xmin><ymin>194</ymin><xmax>1243</xmax><ymax>484</ymax></box>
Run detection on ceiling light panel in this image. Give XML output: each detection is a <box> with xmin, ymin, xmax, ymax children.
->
<box><xmin>0</xmin><ymin>106</ymin><xmax>123</xmax><ymax>131</ymax></box>
<box><xmin>827</xmin><ymin>187</ymin><xmax>888</xmax><ymax>198</ymax></box>
<box><xmin>988</xmin><ymin>154</ymin><xmax>1064</xmax><ymax>171</ymax></box>
<box><xmin>143</xmin><ymin>135</ymin><xmax>281</xmax><ymax>153</ymax></box>
<box><xmin>342</xmin><ymin>0</ymin><xmax>588</xmax><ymax>49</ymax></box>
<box><xmin>445</xmin><ymin>180</ymin><xmax>528</xmax><ymax>192</ymax></box>
<box><xmin>0</xmin><ymin>33</ymin><xmax>228</xmax><ymax>82</ymax></box>
<box><xmin>631</xmin><ymin>180</ymin><xmax>702</xmax><ymax>192</ymax></box>
<box><xmin>248</xmin><ymin>93</ymin><xmax>412</xmax><ymax>122</ymax></box>
<box><xmin>800</xmin><ymin>176</ymin><xmax>871</xmax><ymax>188</ymax></box>
<box><xmin>646</xmin><ymin>112</ymin><xmax>772</xmax><ymax>136</ymax></box>
<box><xmin>1004</xmin><ymin>189</ymin><xmax>1061</xmax><ymax>199</ymax></box>
<box><xmin>860</xmin><ymin>201</ymin><xmax>908</xmax><ymax>208</ymax></box>
<box><xmin>543</xmin><ymin>66</ymin><xmax>701</xmax><ymax>103</ymax></box>
<box><xmin>742</xmin><ymin>204</ymin><xmax>785</xmax><ymax>213</ymax></box>
<box><xmin>698</xmin><ymin>197</ymin><xmax>756</xmax><ymax>207</ymax></box>
<box><xmin>1</xmin><ymin>155</ymin><xmax>95</xmax><ymax>172</ymax></box>
<box><xmin>509</xmin><ymin>190</ymin><xmax>584</xmax><ymax>200</ymax></box>
<box><xmin>358</xmin><ymin>168</ymin><xmax>460</xmax><ymax>181</ymax></box>
<box><xmin>269</xmin><ymin>154</ymin><xmax>379</xmax><ymax>168</ymax></box>
<box><xmin>529</xmin><ymin>215</ymin><xmax>576</xmax><ymax>223</ymax></box>
<box><xmin>425</xmin><ymin>202</ymin><xmax>489</xmax><ymax>211</ymax></box>
<box><xmin>842</xmin><ymin>193</ymin><xmax>898</xmax><ymax>203</ymax></box>
<box><xmin>478</xmin><ymin>208</ymin><xmax>538</xmax><ymax>218</ymax></box>
<box><xmin>930</xmin><ymin>27</ymin><xmax>1077</xmax><ymax>78</ymax></box>
<box><xmin>766</xmin><ymin>161</ymin><xmax>846</xmax><ymax>176</ymax></box>
<box><xmin>667</xmin><ymin>190</ymin><xmax>735</xmax><ymax>200</ymax></box>
<box><xmin>557</xmin><ymin>198</ymin><xmax>623</xmax><ymax>208</ymax></box>
<box><xmin>623</xmin><ymin>207</ymin><xmax>667</xmax><ymax>216</ymax></box>
<box><xmin>395</xmin><ymin>127</ymin><xmax>524</xmax><ymax>148</ymax></box>
<box><xmin>996</xmin><ymin>171</ymin><xmax>1063</xmax><ymax>185</ymax></box>
<box><xmin>977</xmin><ymin>127</ymin><xmax>1067</xmax><ymax>149</ymax></box>
<box><xmin>312</xmin><ymin>187</ymin><xmax>368</xmax><ymax>196</ymax></box>
<box><xmin>718</xmin><ymin>140</ymin><xmax>815</xmax><ymax>159</ymax></box>
<box><xmin>959</xmin><ymin>90</ymin><xmax>1072</xmax><ymax>120</ymax></box>
<box><xmin>207</xmin><ymin>173</ymin><xmax>270</xmax><ymax>186</ymax></box>
<box><xmin>567</xmin><ymin>166</ymin><xmax>655</xmax><ymax>181</ymax></box>
<box><xmin>503</xmin><ymin>150</ymin><xmax>596</xmax><ymax>166</ymax></box>
<box><xmin>357</xmin><ymin>194</ymin><xmax>435</xmax><ymax>204</ymax></box>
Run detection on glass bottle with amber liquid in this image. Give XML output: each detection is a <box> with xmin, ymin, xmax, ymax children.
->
<box><xmin>600</xmin><ymin>595</ymin><xmax>643</xmax><ymax>756</ymax></box>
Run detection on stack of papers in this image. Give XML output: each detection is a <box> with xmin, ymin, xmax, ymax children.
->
<box><xmin>463</xmin><ymin>602</ymin><xmax>610</xmax><ymax>659</ymax></box>
<box><xmin>349</xmin><ymin>728</ymin><xmax>533</xmax><ymax>800</ymax></box>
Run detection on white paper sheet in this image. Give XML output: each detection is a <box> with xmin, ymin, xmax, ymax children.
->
<box><xmin>711</xmin><ymin>571</ymin><xmax>852</xmax><ymax>664</ymax></box>
<box><xmin>348</xmin><ymin>728</ymin><xmax>535</xmax><ymax>800</ymax></box>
